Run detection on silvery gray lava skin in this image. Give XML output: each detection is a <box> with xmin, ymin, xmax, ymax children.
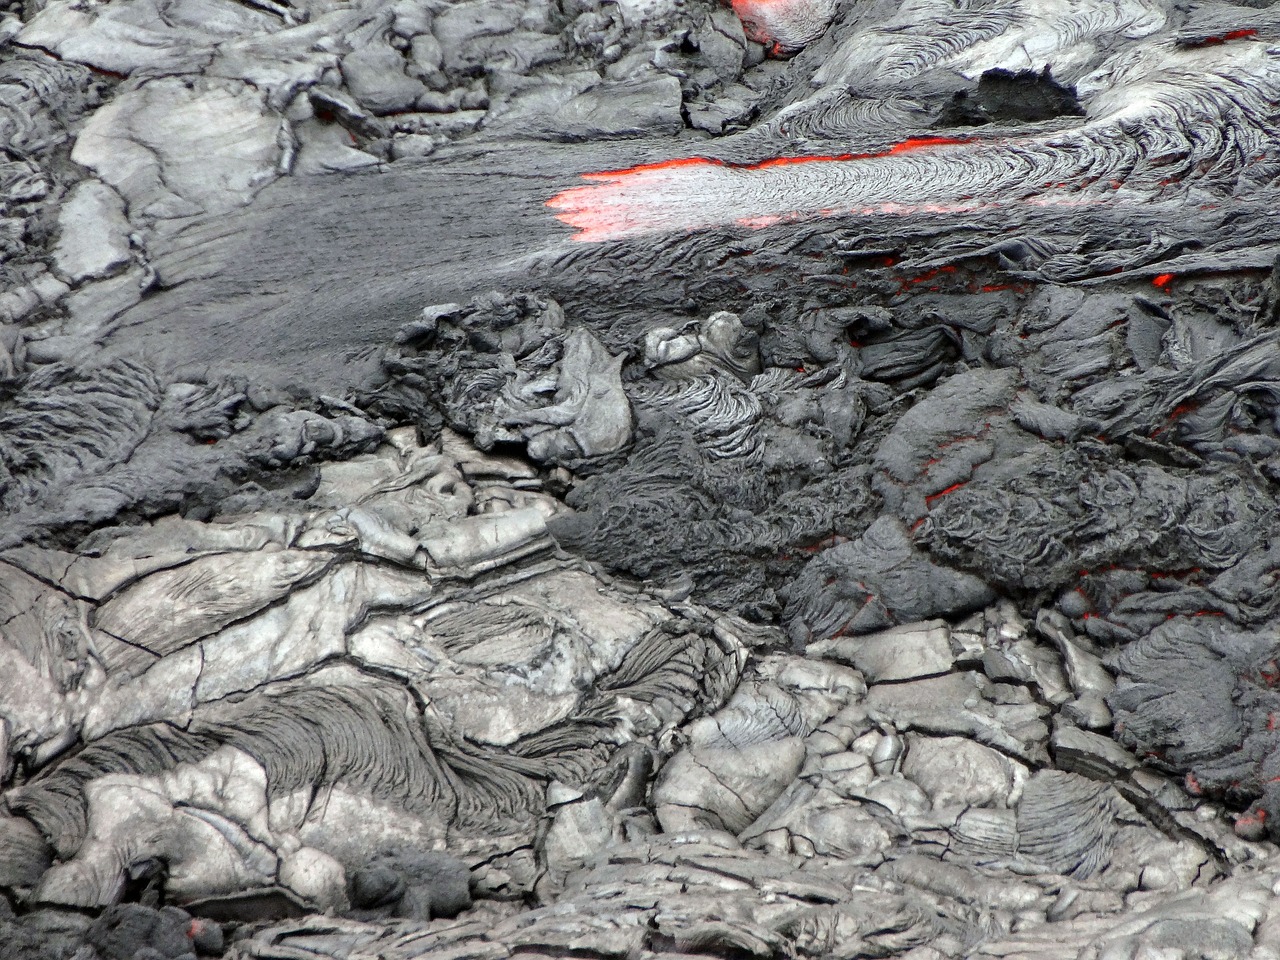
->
<box><xmin>3</xmin><ymin>1</ymin><xmax>1280</xmax><ymax>959</ymax></box>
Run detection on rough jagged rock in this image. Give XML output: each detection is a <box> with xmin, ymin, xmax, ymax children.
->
<box><xmin>384</xmin><ymin>294</ymin><xmax>633</xmax><ymax>464</ymax></box>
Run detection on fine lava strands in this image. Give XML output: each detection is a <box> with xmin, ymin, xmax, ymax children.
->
<box><xmin>548</xmin><ymin>138</ymin><xmax>996</xmax><ymax>242</ymax></box>
<box><xmin>548</xmin><ymin>40</ymin><xmax>1280</xmax><ymax>242</ymax></box>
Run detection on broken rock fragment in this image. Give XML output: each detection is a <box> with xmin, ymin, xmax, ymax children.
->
<box><xmin>387</xmin><ymin>294</ymin><xmax>633</xmax><ymax>465</ymax></box>
<box><xmin>342</xmin><ymin>39</ymin><xmax>427</xmax><ymax>114</ymax></box>
<box><xmin>72</xmin><ymin>77</ymin><xmax>282</xmax><ymax>220</ymax></box>
<box><xmin>546</xmin><ymin>74</ymin><xmax>685</xmax><ymax>140</ymax></box>
<box><xmin>50</xmin><ymin>181</ymin><xmax>131</xmax><ymax>284</ymax></box>
<box><xmin>808</xmin><ymin>619</ymin><xmax>954</xmax><ymax>682</ymax></box>
<box><xmin>653</xmin><ymin>681</ymin><xmax>808</xmax><ymax>834</ymax></box>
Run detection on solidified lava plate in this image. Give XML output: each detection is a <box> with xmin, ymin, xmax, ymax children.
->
<box><xmin>6</xmin><ymin>1</ymin><xmax>1280</xmax><ymax>959</ymax></box>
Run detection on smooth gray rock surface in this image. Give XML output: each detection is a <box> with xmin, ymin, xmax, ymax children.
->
<box><xmin>50</xmin><ymin>181</ymin><xmax>131</xmax><ymax>284</ymax></box>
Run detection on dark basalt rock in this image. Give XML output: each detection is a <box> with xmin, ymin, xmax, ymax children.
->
<box><xmin>941</xmin><ymin>67</ymin><xmax>1085</xmax><ymax>126</ymax></box>
<box><xmin>86</xmin><ymin>905</ymin><xmax>200</xmax><ymax>960</ymax></box>
<box><xmin>348</xmin><ymin>853</ymin><xmax>472</xmax><ymax>920</ymax></box>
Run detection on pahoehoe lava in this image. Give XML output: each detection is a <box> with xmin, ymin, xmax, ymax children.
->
<box><xmin>104</xmin><ymin>27</ymin><xmax>1280</xmax><ymax>393</ymax></box>
<box><xmin>8</xmin><ymin>1</ymin><xmax>1280</xmax><ymax>959</ymax></box>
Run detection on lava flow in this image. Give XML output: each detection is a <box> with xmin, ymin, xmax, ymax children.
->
<box><xmin>548</xmin><ymin>49</ymin><xmax>1280</xmax><ymax>244</ymax></box>
<box><xmin>547</xmin><ymin>136</ymin><xmax>998</xmax><ymax>242</ymax></box>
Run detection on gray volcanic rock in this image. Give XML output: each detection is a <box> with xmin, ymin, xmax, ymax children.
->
<box><xmin>807</xmin><ymin>619</ymin><xmax>955</xmax><ymax>682</ymax></box>
<box><xmin>50</xmin><ymin>181</ymin><xmax>131</xmax><ymax>284</ymax></box>
<box><xmin>785</xmin><ymin>516</ymin><xmax>997</xmax><ymax>642</ymax></box>
<box><xmin>7</xmin><ymin>0</ymin><xmax>1280</xmax><ymax>958</ymax></box>
<box><xmin>546</xmin><ymin>74</ymin><xmax>685</xmax><ymax>140</ymax></box>
<box><xmin>70</xmin><ymin>77</ymin><xmax>283</xmax><ymax>220</ymax></box>
<box><xmin>342</xmin><ymin>39</ymin><xmax>427</xmax><ymax>115</ymax></box>
<box><xmin>0</xmin><ymin>432</ymin><xmax>752</xmax><ymax>914</ymax></box>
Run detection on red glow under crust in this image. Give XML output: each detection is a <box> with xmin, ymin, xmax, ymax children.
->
<box><xmin>1149</xmin><ymin>567</ymin><xmax>1201</xmax><ymax>580</ymax></box>
<box><xmin>925</xmin><ymin>482</ymin><xmax>967</xmax><ymax>505</ymax></box>
<box><xmin>579</xmin><ymin>137</ymin><xmax>973</xmax><ymax>181</ymax></box>
<box><xmin>900</xmin><ymin>264</ymin><xmax>959</xmax><ymax>291</ymax></box>
<box><xmin>89</xmin><ymin>65</ymin><xmax>130</xmax><ymax>81</ymax></box>
<box><xmin>730</xmin><ymin>0</ymin><xmax>804</xmax><ymax>53</ymax></box>
<box><xmin>1239</xmin><ymin>809</ymin><xmax>1267</xmax><ymax>828</ymax></box>
<box><xmin>550</xmin><ymin>136</ymin><xmax>980</xmax><ymax>241</ymax></box>
<box><xmin>1187</xmin><ymin>28</ymin><xmax>1258</xmax><ymax>48</ymax></box>
<box><xmin>1152</xmin><ymin>272</ymin><xmax>1176</xmax><ymax>290</ymax></box>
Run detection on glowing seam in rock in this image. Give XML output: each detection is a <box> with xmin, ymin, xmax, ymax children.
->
<box><xmin>729</xmin><ymin>0</ymin><xmax>839</xmax><ymax>55</ymax></box>
<box><xmin>548</xmin><ymin>52</ymin><xmax>1280</xmax><ymax>243</ymax></box>
<box><xmin>547</xmin><ymin>137</ymin><xmax>986</xmax><ymax>241</ymax></box>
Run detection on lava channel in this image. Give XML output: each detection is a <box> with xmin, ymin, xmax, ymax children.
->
<box><xmin>547</xmin><ymin>53</ymin><xmax>1280</xmax><ymax>244</ymax></box>
<box><xmin>546</xmin><ymin>137</ymin><xmax>1013</xmax><ymax>242</ymax></box>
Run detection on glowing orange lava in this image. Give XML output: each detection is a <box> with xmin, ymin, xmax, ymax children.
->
<box><xmin>1187</xmin><ymin>28</ymin><xmax>1258</xmax><ymax>48</ymax></box>
<box><xmin>547</xmin><ymin>136</ymin><xmax>979</xmax><ymax>242</ymax></box>
<box><xmin>579</xmin><ymin>137</ymin><xmax>973</xmax><ymax>181</ymax></box>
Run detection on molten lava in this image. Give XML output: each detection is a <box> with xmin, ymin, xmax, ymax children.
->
<box><xmin>547</xmin><ymin>137</ymin><xmax>990</xmax><ymax>242</ymax></box>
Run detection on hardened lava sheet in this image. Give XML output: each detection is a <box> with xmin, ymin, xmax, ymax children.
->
<box><xmin>4</xmin><ymin>0</ymin><xmax>1280</xmax><ymax>958</ymax></box>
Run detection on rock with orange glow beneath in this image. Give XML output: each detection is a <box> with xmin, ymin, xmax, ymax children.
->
<box><xmin>730</xmin><ymin>0</ymin><xmax>838</xmax><ymax>55</ymax></box>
